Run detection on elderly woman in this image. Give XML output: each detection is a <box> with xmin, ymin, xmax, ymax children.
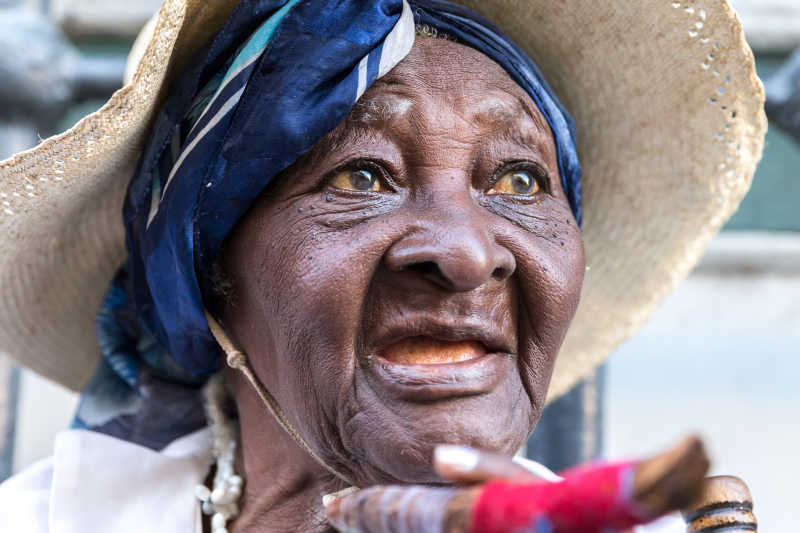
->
<box><xmin>0</xmin><ymin>0</ymin><xmax>765</xmax><ymax>532</ymax></box>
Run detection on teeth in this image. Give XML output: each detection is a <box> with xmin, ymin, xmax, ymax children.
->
<box><xmin>379</xmin><ymin>337</ymin><xmax>486</xmax><ymax>365</ymax></box>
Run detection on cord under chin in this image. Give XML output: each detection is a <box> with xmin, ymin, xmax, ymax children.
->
<box><xmin>204</xmin><ymin>310</ymin><xmax>359</xmax><ymax>489</ymax></box>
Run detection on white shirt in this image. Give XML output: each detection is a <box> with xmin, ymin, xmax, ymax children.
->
<box><xmin>0</xmin><ymin>429</ymin><xmax>684</xmax><ymax>532</ymax></box>
<box><xmin>0</xmin><ymin>429</ymin><xmax>212</xmax><ymax>533</ymax></box>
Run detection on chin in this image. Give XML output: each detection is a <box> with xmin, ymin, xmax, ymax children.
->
<box><xmin>339</xmin><ymin>362</ymin><xmax>535</xmax><ymax>486</ymax></box>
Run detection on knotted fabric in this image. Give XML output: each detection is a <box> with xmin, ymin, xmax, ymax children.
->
<box><xmin>75</xmin><ymin>0</ymin><xmax>582</xmax><ymax>448</ymax></box>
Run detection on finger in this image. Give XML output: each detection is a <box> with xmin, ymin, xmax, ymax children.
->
<box><xmin>472</xmin><ymin>461</ymin><xmax>649</xmax><ymax>533</ymax></box>
<box><xmin>633</xmin><ymin>435</ymin><xmax>710</xmax><ymax>516</ymax></box>
<box><xmin>434</xmin><ymin>445</ymin><xmax>554</xmax><ymax>485</ymax></box>
<box><xmin>325</xmin><ymin>484</ymin><xmax>461</xmax><ymax>533</ymax></box>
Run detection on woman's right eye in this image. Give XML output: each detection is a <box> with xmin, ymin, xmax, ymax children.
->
<box><xmin>329</xmin><ymin>168</ymin><xmax>388</xmax><ymax>192</ymax></box>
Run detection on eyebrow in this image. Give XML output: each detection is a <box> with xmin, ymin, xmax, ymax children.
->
<box><xmin>302</xmin><ymin>93</ymin><xmax>549</xmax><ymax>169</ymax></box>
<box><xmin>349</xmin><ymin>94</ymin><xmax>413</xmax><ymax>125</ymax></box>
<box><xmin>300</xmin><ymin>121</ymin><xmax>377</xmax><ymax>171</ymax></box>
<box><xmin>492</xmin><ymin>126</ymin><xmax>546</xmax><ymax>157</ymax></box>
<box><xmin>469</xmin><ymin>96</ymin><xmax>551</xmax><ymax>159</ymax></box>
<box><xmin>471</xmin><ymin>95</ymin><xmax>547</xmax><ymax>133</ymax></box>
<box><xmin>300</xmin><ymin>94</ymin><xmax>412</xmax><ymax>169</ymax></box>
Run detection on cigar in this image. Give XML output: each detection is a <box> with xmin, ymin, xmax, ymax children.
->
<box><xmin>326</xmin><ymin>436</ymin><xmax>709</xmax><ymax>533</ymax></box>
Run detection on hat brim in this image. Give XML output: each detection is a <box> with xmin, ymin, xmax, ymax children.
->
<box><xmin>0</xmin><ymin>0</ymin><xmax>765</xmax><ymax>398</ymax></box>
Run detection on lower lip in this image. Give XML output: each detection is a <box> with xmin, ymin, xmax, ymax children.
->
<box><xmin>365</xmin><ymin>352</ymin><xmax>513</xmax><ymax>401</ymax></box>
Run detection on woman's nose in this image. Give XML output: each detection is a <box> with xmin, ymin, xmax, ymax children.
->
<box><xmin>384</xmin><ymin>215</ymin><xmax>516</xmax><ymax>292</ymax></box>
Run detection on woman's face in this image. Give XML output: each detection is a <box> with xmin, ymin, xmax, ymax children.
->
<box><xmin>219</xmin><ymin>36</ymin><xmax>585</xmax><ymax>485</ymax></box>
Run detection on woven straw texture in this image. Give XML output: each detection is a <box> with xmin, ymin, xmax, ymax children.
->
<box><xmin>0</xmin><ymin>0</ymin><xmax>766</xmax><ymax>399</ymax></box>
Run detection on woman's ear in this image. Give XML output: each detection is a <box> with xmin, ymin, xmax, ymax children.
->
<box><xmin>208</xmin><ymin>252</ymin><xmax>236</xmax><ymax>317</ymax></box>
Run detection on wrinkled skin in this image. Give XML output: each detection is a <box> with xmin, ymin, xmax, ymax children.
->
<box><xmin>218</xmin><ymin>35</ymin><xmax>584</xmax><ymax>532</ymax></box>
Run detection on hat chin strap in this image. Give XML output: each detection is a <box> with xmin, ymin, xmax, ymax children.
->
<box><xmin>204</xmin><ymin>310</ymin><xmax>357</xmax><ymax>488</ymax></box>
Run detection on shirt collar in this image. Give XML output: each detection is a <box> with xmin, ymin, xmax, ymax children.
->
<box><xmin>50</xmin><ymin>428</ymin><xmax>212</xmax><ymax>533</ymax></box>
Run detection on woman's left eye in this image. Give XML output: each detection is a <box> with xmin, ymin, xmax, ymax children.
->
<box><xmin>486</xmin><ymin>169</ymin><xmax>541</xmax><ymax>196</ymax></box>
<box><xmin>328</xmin><ymin>168</ymin><xmax>387</xmax><ymax>192</ymax></box>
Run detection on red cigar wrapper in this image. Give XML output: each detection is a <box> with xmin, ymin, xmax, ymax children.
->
<box><xmin>470</xmin><ymin>461</ymin><xmax>655</xmax><ymax>533</ymax></box>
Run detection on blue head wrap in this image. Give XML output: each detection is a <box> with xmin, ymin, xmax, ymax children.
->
<box><xmin>75</xmin><ymin>0</ymin><xmax>581</xmax><ymax>449</ymax></box>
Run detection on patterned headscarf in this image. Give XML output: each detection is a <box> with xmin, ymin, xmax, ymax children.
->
<box><xmin>75</xmin><ymin>0</ymin><xmax>582</xmax><ymax>449</ymax></box>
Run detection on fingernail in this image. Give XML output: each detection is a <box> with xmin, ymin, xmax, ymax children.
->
<box><xmin>434</xmin><ymin>445</ymin><xmax>480</xmax><ymax>473</ymax></box>
<box><xmin>323</xmin><ymin>486</ymin><xmax>359</xmax><ymax>508</ymax></box>
<box><xmin>325</xmin><ymin>495</ymin><xmax>341</xmax><ymax>521</ymax></box>
<box><xmin>324</xmin><ymin>489</ymin><xmax>357</xmax><ymax>532</ymax></box>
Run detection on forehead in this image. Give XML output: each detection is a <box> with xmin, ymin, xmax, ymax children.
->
<box><xmin>352</xmin><ymin>35</ymin><xmax>548</xmax><ymax>132</ymax></box>
<box><xmin>299</xmin><ymin>35</ymin><xmax>559</xmax><ymax>173</ymax></box>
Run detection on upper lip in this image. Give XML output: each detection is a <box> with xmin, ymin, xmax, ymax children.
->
<box><xmin>368</xmin><ymin>314</ymin><xmax>515</xmax><ymax>359</ymax></box>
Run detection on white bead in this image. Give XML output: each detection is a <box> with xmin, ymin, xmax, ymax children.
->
<box><xmin>215</xmin><ymin>503</ymin><xmax>232</xmax><ymax>519</ymax></box>
<box><xmin>202</xmin><ymin>376</ymin><xmax>242</xmax><ymax>524</ymax></box>
<box><xmin>195</xmin><ymin>484</ymin><xmax>211</xmax><ymax>502</ymax></box>
<box><xmin>202</xmin><ymin>501</ymin><xmax>214</xmax><ymax>515</ymax></box>
<box><xmin>210</xmin><ymin>488</ymin><xmax>225</xmax><ymax>504</ymax></box>
<box><xmin>211</xmin><ymin>513</ymin><xmax>226</xmax><ymax>529</ymax></box>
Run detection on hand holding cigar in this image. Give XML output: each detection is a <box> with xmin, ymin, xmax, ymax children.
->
<box><xmin>325</xmin><ymin>435</ymin><xmax>709</xmax><ymax>533</ymax></box>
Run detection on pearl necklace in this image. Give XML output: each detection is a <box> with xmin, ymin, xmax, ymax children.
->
<box><xmin>196</xmin><ymin>375</ymin><xmax>243</xmax><ymax>533</ymax></box>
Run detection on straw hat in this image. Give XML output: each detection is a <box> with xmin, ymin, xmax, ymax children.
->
<box><xmin>0</xmin><ymin>0</ymin><xmax>765</xmax><ymax>400</ymax></box>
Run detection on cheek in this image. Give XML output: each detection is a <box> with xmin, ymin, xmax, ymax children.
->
<box><xmin>224</xmin><ymin>200</ymin><xmax>406</xmax><ymax>428</ymax></box>
<box><xmin>501</xmin><ymin>201</ymin><xmax>585</xmax><ymax>336</ymax></box>
<box><xmin>502</xmin><ymin>216</ymin><xmax>585</xmax><ymax>407</ymax></box>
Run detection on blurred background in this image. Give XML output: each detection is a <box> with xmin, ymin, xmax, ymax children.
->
<box><xmin>0</xmin><ymin>0</ymin><xmax>797</xmax><ymax>531</ymax></box>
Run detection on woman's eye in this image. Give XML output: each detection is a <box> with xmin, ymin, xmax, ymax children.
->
<box><xmin>329</xmin><ymin>168</ymin><xmax>386</xmax><ymax>192</ymax></box>
<box><xmin>486</xmin><ymin>169</ymin><xmax>541</xmax><ymax>196</ymax></box>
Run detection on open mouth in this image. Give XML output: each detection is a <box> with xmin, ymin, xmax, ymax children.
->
<box><xmin>367</xmin><ymin>334</ymin><xmax>511</xmax><ymax>401</ymax></box>
<box><xmin>362</xmin><ymin>318</ymin><xmax>516</xmax><ymax>401</ymax></box>
<box><xmin>378</xmin><ymin>337</ymin><xmax>488</xmax><ymax>365</ymax></box>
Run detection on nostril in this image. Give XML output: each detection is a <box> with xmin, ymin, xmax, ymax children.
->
<box><xmin>385</xmin><ymin>234</ymin><xmax>515</xmax><ymax>290</ymax></box>
<box><xmin>491</xmin><ymin>248</ymin><xmax>516</xmax><ymax>281</ymax></box>
<box><xmin>406</xmin><ymin>261</ymin><xmax>455</xmax><ymax>290</ymax></box>
<box><xmin>409</xmin><ymin>261</ymin><xmax>442</xmax><ymax>277</ymax></box>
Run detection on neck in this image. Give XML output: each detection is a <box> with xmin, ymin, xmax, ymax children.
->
<box><xmin>226</xmin><ymin>370</ymin><xmax>343</xmax><ymax>533</ymax></box>
<box><xmin>233</xmin><ymin>462</ymin><xmax>332</xmax><ymax>533</ymax></box>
